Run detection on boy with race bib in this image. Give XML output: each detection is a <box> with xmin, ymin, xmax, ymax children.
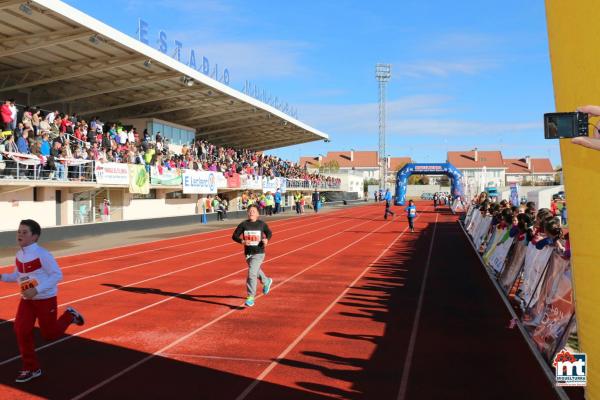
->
<box><xmin>405</xmin><ymin>200</ymin><xmax>417</xmax><ymax>232</ymax></box>
<box><xmin>232</xmin><ymin>205</ymin><xmax>273</xmax><ymax>307</ymax></box>
<box><xmin>0</xmin><ymin>219</ymin><xmax>84</xmax><ymax>383</ymax></box>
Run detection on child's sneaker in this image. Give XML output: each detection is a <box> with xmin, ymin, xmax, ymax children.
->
<box><xmin>15</xmin><ymin>369</ymin><xmax>42</xmax><ymax>383</ymax></box>
<box><xmin>245</xmin><ymin>296</ymin><xmax>255</xmax><ymax>307</ymax></box>
<box><xmin>263</xmin><ymin>278</ymin><xmax>273</xmax><ymax>295</ymax></box>
<box><xmin>66</xmin><ymin>306</ymin><xmax>85</xmax><ymax>326</ymax></box>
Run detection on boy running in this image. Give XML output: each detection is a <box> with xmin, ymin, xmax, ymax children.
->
<box><xmin>232</xmin><ymin>204</ymin><xmax>273</xmax><ymax>307</ymax></box>
<box><xmin>405</xmin><ymin>200</ymin><xmax>417</xmax><ymax>232</ymax></box>
<box><xmin>0</xmin><ymin>219</ymin><xmax>84</xmax><ymax>383</ymax></box>
<box><xmin>383</xmin><ymin>189</ymin><xmax>395</xmax><ymax>220</ymax></box>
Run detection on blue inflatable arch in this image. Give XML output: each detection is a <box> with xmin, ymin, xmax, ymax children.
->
<box><xmin>394</xmin><ymin>163</ymin><xmax>463</xmax><ymax>205</ymax></box>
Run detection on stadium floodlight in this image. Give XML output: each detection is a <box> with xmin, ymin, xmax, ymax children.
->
<box><xmin>375</xmin><ymin>63</ymin><xmax>391</xmax><ymax>190</ymax></box>
<box><xmin>19</xmin><ymin>3</ymin><xmax>33</xmax><ymax>15</ymax></box>
<box><xmin>143</xmin><ymin>59</ymin><xmax>152</xmax><ymax>68</ymax></box>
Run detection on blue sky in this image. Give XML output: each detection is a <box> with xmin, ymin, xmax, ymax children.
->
<box><xmin>65</xmin><ymin>0</ymin><xmax>560</xmax><ymax>166</ymax></box>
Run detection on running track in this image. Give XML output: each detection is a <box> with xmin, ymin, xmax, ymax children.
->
<box><xmin>0</xmin><ymin>202</ymin><xmax>574</xmax><ymax>399</ymax></box>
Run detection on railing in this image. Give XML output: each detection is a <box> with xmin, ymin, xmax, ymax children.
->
<box><xmin>0</xmin><ymin>155</ymin><xmax>343</xmax><ymax>190</ymax></box>
<box><xmin>0</xmin><ymin>152</ymin><xmax>95</xmax><ymax>182</ymax></box>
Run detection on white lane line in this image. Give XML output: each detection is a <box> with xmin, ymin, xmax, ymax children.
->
<box><xmin>235</xmin><ymin>209</ymin><xmax>428</xmax><ymax>400</ymax></box>
<box><xmin>396</xmin><ymin>213</ymin><xmax>438</xmax><ymax>400</ymax></box>
<box><xmin>0</xmin><ymin>208</ymin><xmax>374</xmax><ymax>326</ymax></box>
<box><xmin>162</xmin><ymin>353</ymin><xmax>272</xmax><ymax>364</ymax></box>
<box><xmin>0</xmin><ymin>211</ymin><xmax>338</xmax><ymax>301</ymax></box>
<box><xmin>68</xmin><ymin>209</ymin><xmax>391</xmax><ymax>400</ymax></box>
<box><xmin>0</xmin><ymin>208</ymin><xmax>379</xmax><ymax>367</ymax></box>
<box><xmin>0</xmin><ymin>206</ymin><xmax>342</xmax><ymax>272</ymax></box>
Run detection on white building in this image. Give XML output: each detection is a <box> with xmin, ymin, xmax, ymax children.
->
<box><xmin>300</xmin><ymin>150</ymin><xmax>411</xmax><ymax>184</ymax></box>
<box><xmin>447</xmin><ymin>150</ymin><xmax>506</xmax><ymax>189</ymax></box>
<box><xmin>504</xmin><ymin>157</ymin><xmax>555</xmax><ymax>184</ymax></box>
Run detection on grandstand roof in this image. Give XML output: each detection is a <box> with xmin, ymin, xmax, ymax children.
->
<box><xmin>0</xmin><ymin>0</ymin><xmax>328</xmax><ymax>151</ymax></box>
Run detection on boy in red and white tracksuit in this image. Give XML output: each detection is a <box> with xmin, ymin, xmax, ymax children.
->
<box><xmin>0</xmin><ymin>219</ymin><xmax>85</xmax><ymax>383</ymax></box>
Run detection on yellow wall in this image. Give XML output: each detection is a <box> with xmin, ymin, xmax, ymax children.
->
<box><xmin>546</xmin><ymin>1</ymin><xmax>600</xmax><ymax>398</ymax></box>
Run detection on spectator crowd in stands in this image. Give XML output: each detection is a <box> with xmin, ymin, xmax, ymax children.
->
<box><xmin>0</xmin><ymin>101</ymin><xmax>341</xmax><ymax>188</ymax></box>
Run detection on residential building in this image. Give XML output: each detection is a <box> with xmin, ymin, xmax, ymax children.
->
<box><xmin>299</xmin><ymin>150</ymin><xmax>411</xmax><ymax>183</ymax></box>
<box><xmin>504</xmin><ymin>157</ymin><xmax>555</xmax><ymax>184</ymax></box>
<box><xmin>447</xmin><ymin>150</ymin><xmax>555</xmax><ymax>187</ymax></box>
<box><xmin>447</xmin><ymin>150</ymin><xmax>506</xmax><ymax>188</ymax></box>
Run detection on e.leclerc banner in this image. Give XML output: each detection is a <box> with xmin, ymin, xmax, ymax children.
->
<box><xmin>182</xmin><ymin>170</ymin><xmax>219</xmax><ymax>194</ymax></box>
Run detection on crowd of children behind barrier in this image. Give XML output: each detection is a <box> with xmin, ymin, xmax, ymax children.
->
<box><xmin>463</xmin><ymin>192</ymin><xmax>576</xmax><ymax>362</ymax></box>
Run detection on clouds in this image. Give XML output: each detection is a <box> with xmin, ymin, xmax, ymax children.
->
<box><xmin>394</xmin><ymin>59</ymin><xmax>498</xmax><ymax>78</ymax></box>
<box><xmin>181</xmin><ymin>39</ymin><xmax>311</xmax><ymax>81</ymax></box>
<box><xmin>298</xmin><ymin>95</ymin><xmax>538</xmax><ymax>137</ymax></box>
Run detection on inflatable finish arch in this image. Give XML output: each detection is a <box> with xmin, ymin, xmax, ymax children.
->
<box><xmin>394</xmin><ymin>163</ymin><xmax>463</xmax><ymax>206</ymax></box>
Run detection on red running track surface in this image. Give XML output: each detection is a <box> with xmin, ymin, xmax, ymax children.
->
<box><xmin>0</xmin><ymin>202</ymin><xmax>577</xmax><ymax>399</ymax></box>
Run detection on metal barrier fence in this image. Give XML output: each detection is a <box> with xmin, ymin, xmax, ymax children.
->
<box><xmin>0</xmin><ymin>156</ymin><xmax>95</xmax><ymax>181</ymax></box>
<box><xmin>286</xmin><ymin>179</ymin><xmax>341</xmax><ymax>190</ymax></box>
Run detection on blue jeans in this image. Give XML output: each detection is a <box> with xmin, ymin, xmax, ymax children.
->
<box><xmin>56</xmin><ymin>164</ymin><xmax>66</xmax><ymax>180</ymax></box>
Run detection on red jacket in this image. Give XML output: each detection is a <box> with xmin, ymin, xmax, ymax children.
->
<box><xmin>1</xmin><ymin>104</ymin><xmax>13</xmax><ymax>123</ymax></box>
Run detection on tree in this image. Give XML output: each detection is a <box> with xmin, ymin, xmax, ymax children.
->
<box><xmin>319</xmin><ymin>160</ymin><xmax>340</xmax><ymax>174</ymax></box>
<box><xmin>418</xmin><ymin>175</ymin><xmax>430</xmax><ymax>185</ymax></box>
<box><xmin>363</xmin><ymin>178</ymin><xmax>379</xmax><ymax>193</ymax></box>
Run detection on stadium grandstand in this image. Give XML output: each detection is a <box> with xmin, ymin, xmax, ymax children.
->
<box><xmin>0</xmin><ymin>0</ymin><xmax>348</xmax><ymax>228</ymax></box>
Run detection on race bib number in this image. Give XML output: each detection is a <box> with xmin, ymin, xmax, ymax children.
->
<box><xmin>409</xmin><ymin>209</ymin><xmax>416</xmax><ymax>217</ymax></box>
<box><xmin>19</xmin><ymin>275</ymin><xmax>38</xmax><ymax>292</ymax></box>
<box><xmin>243</xmin><ymin>230</ymin><xmax>261</xmax><ymax>246</ymax></box>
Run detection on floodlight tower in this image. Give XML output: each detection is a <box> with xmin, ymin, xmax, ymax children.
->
<box><xmin>376</xmin><ymin>64</ymin><xmax>391</xmax><ymax>190</ymax></box>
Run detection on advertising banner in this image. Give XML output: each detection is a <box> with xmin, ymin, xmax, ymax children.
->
<box><xmin>473</xmin><ymin>216</ymin><xmax>492</xmax><ymax>250</ymax></box>
<box><xmin>128</xmin><ymin>164</ymin><xmax>150</xmax><ymax>194</ymax></box>
<box><xmin>94</xmin><ymin>162</ymin><xmax>129</xmax><ymax>185</ymax></box>
<box><xmin>510</xmin><ymin>183</ymin><xmax>520</xmax><ymax>206</ymax></box>
<box><xmin>489</xmin><ymin>235</ymin><xmax>515</xmax><ymax>274</ymax></box>
<box><xmin>262</xmin><ymin>177</ymin><xmax>287</xmax><ymax>193</ymax></box>
<box><xmin>182</xmin><ymin>170</ymin><xmax>218</xmax><ymax>194</ymax></box>
<box><xmin>530</xmin><ymin>267</ymin><xmax>575</xmax><ymax>360</ymax></box>
<box><xmin>524</xmin><ymin>253</ymin><xmax>571</xmax><ymax>326</ymax></box>
<box><xmin>215</xmin><ymin>172</ymin><xmax>227</xmax><ymax>189</ymax></box>
<box><xmin>150</xmin><ymin>166</ymin><xmax>182</xmax><ymax>185</ymax></box>
<box><xmin>240</xmin><ymin>174</ymin><xmax>262</xmax><ymax>190</ymax></box>
<box><xmin>518</xmin><ymin>243</ymin><xmax>554</xmax><ymax>307</ymax></box>
<box><xmin>226</xmin><ymin>173</ymin><xmax>241</xmax><ymax>189</ymax></box>
<box><xmin>498</xmin><ymin>239</ymin><xmax>527</xmax><ymax>294</ymax></box>
<box><xmin>482</xmin><ymin>227</ymin><xmax>506</xmax><ymax>264</ymax></box>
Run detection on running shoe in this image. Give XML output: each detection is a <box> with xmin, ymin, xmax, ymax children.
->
<box><xmin>245</xmin><ymin>296</ymin><xmax>255</xmax><ymax>307</ymax></box>
<box><xmin>263</xmin><ymin>278</ymin><xmax>273</xmax><ymax>295</ymax></box>
<box><xmin>66</xmin><ymin>306</ymin><xmax>85</xmax><ymax>326</ymax></box>
<box><xmin>15</xmin><ymin>369</ymin><xmax>42</xmax><ymax>383</ymax></box>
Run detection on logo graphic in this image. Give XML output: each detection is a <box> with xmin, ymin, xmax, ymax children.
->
<box><xmin>208</xmin><ymin>173</ymin><xmax>216</xmax><ymax>191</ymax></box>
<box><xmin>553</xmin><ymin>349</ymin><xmax>587</xmax><ymax>387</ymax></box>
